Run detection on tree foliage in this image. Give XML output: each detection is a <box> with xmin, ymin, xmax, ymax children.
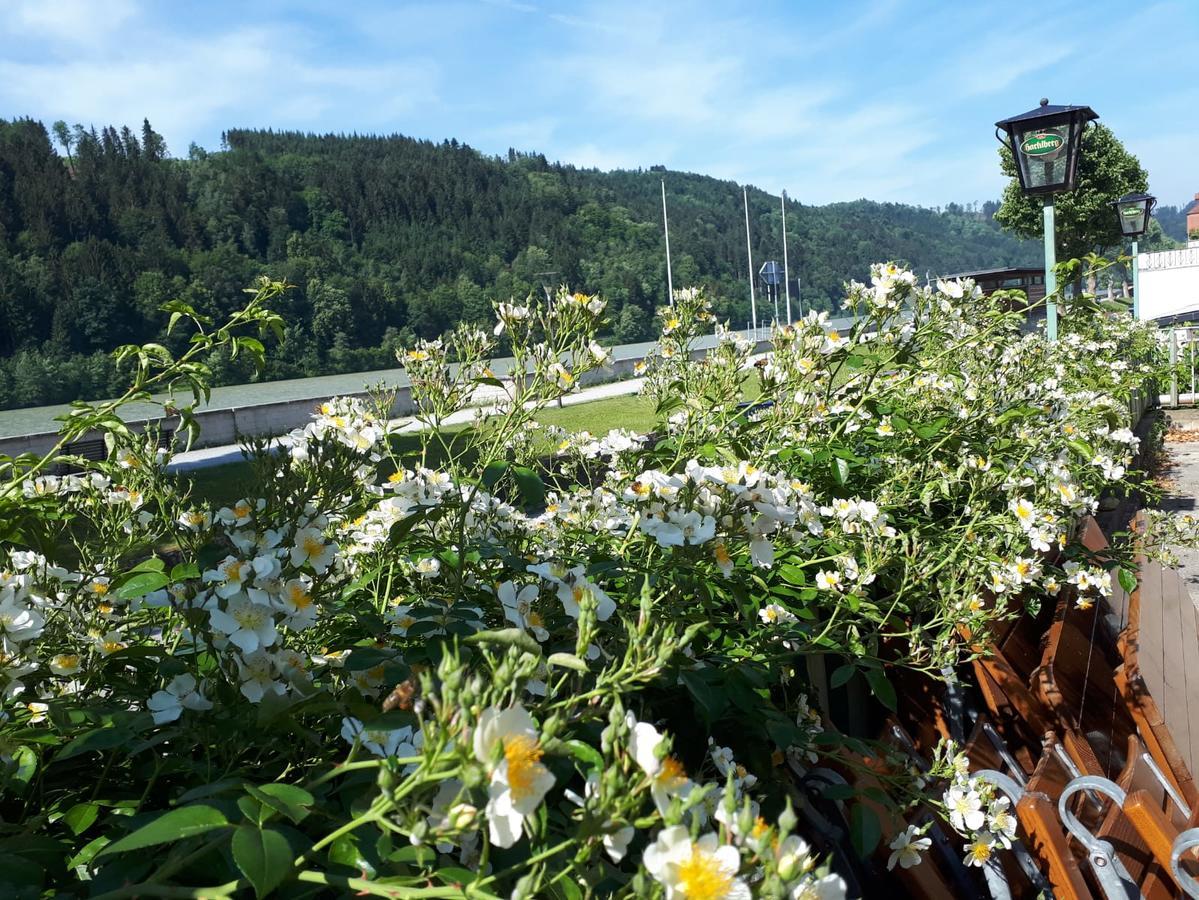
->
<box><xmin>994</xmin><ymin>123</ymin><xmax>1149</xmax><ymax>260</ymax></box>
<box><xmin>0</xmin><ymin>117</ymin><xmax>1039</xmax><ymax>410</ymax></box>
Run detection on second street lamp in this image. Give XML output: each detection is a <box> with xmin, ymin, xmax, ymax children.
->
<box><xmin>996</xmin><ymin>98</ymin><xmax>1099</xmax><ymax>341</ymax></box>
<box><xmin>1113</xmin><ymin>192</ymin><xmax>1156</xmax><ymax>320</ymax></box>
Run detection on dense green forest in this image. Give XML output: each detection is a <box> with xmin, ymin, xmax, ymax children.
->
<box><xmin>0</xmin><ymin>117</ymin><xmax>1044</xmax><ymax>410</ymax></box>
<box><xmin>1156</xmin><ymin>201</ymin><xmax>1194</xmax><ymax>243</ymax></box>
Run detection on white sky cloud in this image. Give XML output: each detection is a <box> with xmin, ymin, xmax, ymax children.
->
<box><xmin>0</xmin><ymin>0</ymin><xmax>1193</xmax><ymax>207</ymax></box>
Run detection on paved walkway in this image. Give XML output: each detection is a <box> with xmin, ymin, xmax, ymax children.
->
<box><xmin>1160</xmin><ymin>408</ymin><xmax>1199</xmax><ymax>602</ymax></box>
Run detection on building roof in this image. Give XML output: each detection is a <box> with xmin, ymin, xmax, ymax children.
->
<box><xmin>944</xmin><ymin>266</ymin><xmax>1045</xmax><ymax>280</ymax></box>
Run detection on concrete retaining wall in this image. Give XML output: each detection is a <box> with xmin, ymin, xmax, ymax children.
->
<box><xmin>1</xmin><ymin>333</ymin><xmax>777</xmax><ymax>462</ymax></box>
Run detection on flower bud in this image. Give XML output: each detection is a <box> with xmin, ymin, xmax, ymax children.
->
<box><xmin>447</xmin><ymin>803</ymin><xmax>477</xmax><ymax>831</ymax></box>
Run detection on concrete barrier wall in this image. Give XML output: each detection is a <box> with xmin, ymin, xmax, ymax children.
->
<box><xmin>1139</xmin><ymin>247</ymin><xmax>1199</xmax><ymax>322</ymax></box>
<box><xmin>1</xmin><ymin>335</ymin><xmax>775</xmax><ymax>462</ymax></box>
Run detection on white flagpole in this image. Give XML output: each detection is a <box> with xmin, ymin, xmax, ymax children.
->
<box><xmin>781</xmin><ymin>190</ymin><xmax>792</xmax><ymax>325</ymax></box>
<box><xmin>661</xmin><ymin>179</ymin><xmax>674</xmax><ymax>306</ymax></box>
<box><xmin>743</xmin><ymin>186</ymin><xmax>757</xmax><ymax>334</ymax></box>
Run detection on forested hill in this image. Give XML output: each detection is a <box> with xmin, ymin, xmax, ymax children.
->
<box><xmin>0</xmin><ymin>118</ymin><xmax>1037</xmax><ymax>410</ymax></box>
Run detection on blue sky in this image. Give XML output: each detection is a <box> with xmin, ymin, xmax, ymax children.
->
<box><xmin>0</xmin><ymin>0</ymin><xmax>1195</xmax><ymax>207</ymax></box>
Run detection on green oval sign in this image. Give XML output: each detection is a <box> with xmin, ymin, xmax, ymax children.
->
<box><xmin>1121</xmin><ymin>206</ymin><xmax>1143</xmax><ymax>219</ymax></box>
<box><xmin>1020</xmin><ymin>131</ymin><xmax>1065</xmax><ymax>158</ymax></box>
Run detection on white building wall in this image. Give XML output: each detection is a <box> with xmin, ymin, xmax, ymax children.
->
<box><xmin>1139</xmin><ymin>245</ymin><xmax>1199</xmax><ymax>322</ymax></box>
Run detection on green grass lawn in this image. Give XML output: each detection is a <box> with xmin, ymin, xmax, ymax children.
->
<box><xmin>177</xmin><ymin>370</ymin><xmax>765</xmax><ymax>507</ymax></box>
<box><xmin>178</xmin><ymin>389</ymin><xmax>657</xmax><ymax>507</ymax></box>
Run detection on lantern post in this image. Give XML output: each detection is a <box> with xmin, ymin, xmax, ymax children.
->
<box><xmin>1113</xmin><ymin>192</ymin><xmax>1156</xmax><ymax>320</ymax></box>
<box><xmin>996</xmin><ymin>99</ymin><xmax>1098</xmax><ymax>341</ymax></box>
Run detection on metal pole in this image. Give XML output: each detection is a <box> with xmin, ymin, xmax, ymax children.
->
<box><xmin>743</xmin><ymin>187</ymin><xmax>757</xmax><ymax>334</ymax></box>
<box><xmin>781</xmin><ymin>191</ymin><xmax>792</xmax><ymax>325</ymax></box>
<box><xmin>1171</xmin><ymin>329</ymin><xmax>1179</xmax><ymax>408</ymax></box>
<box><xmin>661</xmin><ymin>179</ymin><xmax>674</xmax><ymax>306</ymax></box>
<box><xmin>1043</xmin><ymin>197</ymin><xmax>1057</xmax><ymax>341</ymax></box>
<box><xmin>1131</xmin><ymin>238</ymin><xmax>1139</xmax><ymax>320</ymax></box>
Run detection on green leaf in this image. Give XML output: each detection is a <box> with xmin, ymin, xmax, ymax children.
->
<box><xmin>829</xmin><ymin>664</ymin><xmax>856</xmax><ymax>689</ymax></box>
<box><xmin>849</xmin><ymin>803</ymin><xmax>882</xmax><ymax>856</ymax></box>
<box><xmin>57</xmin><ymin>724</ymin><xmax>135</xmax><ymax>761</ymax></box>
<box><xmin>170</xmin><ymin>562</ymin><xmax>200</xmax><ymax>582</ymax></box>
<box><xmin>328</xmin><ymin>832</ymin><xmax>377</xmax><ymax>878</ymax></box>
<box><xmin>62</xmin><ymin>802</ymin><xmax>100</xmax><ymax>836</ymax></box>
<box><xmin>98</xmin><ymin>805</ymin><xmax>230</xmax><ymax>857</ymax></box>
<box><xmin>546</xmin><ymin>652</ymin><xmax>587</xmax><ymax>672</ymax></box>
<box><xmin>463</xmin><ymin>627</ymin><xmax>541</xmax><ymax>656</ymax></box>
<box><xmin>67</xmin><ymin>835</ymin><xmax>111</xmax><ymax>870</ymax></box>
<box><xmin>680</xmin><ymin>669</ymin><xmax>728</xmax><ymax>725</ymax></box>
<box><xmin>512</xmin><ymin>465</ymin><xmax>546</xmax><ymax>510</ymax></box>
<box><xmin>434</xmin><ymin>866</ymin><xmax>479</xmax><ymax>888</ymax></box>
<box><xmin>562</xmin><ymin>739</ymin><xmax>604</xmax><ymax>771</ymax></box>
<box><xmin>114</xmin><ymin>571</ymin><xmax>169</xmax><ymax>600</ymax></box>
<box><xmin>864</xmin><ymin>668</ymin><xmax>897</xmax><ymax>712</ymax></box>
<box><xmin>6</xmin><ymin>745</ymin><xmax>37</xmax><ymax>793</ymax></box>
<box><xmin>481</xmin><ymin>460</ymin><xmax>509</xmax><ymax>490</ymax></box>
<box><xmin>832</xmin><ymin>457</ymin><xmax>850</xmax><ymax>486</ymax></box>
<box><xmin>1066</xmin><ymin>438</ymin><xmax>1095</xmax><ymax>460</ymax></box>
<box><xmin>777</xmin><ymin>564</ymin><xmax>807</xmax><ymax>586</ymax></box>
<box><xmin>1118</xmin><ymin>567</ymin><xmax>1137</xmax><ymax>595</ymax></box>
<box><xmin>913</xmin><ymin>416</ymin><xmax>949</xmax><ymax>439</ymax></box>
<box><xmin>232</xmin><ymin>825</ymin><xmax>293</xmax><ymax>898</ymax></box>
<box><xmin>245</xmin><ymin>784</ymin><xmax>313</xmax><ymax>825</ymax></box>
<box><xmin>128</xmin><ymin>557</ymin><xmax>166</xmax><ymax>574</ymax></box>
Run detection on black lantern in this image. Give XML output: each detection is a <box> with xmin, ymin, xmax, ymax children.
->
<box><xmin>1114</xmin><ymin>191</ymin><xmax>1156</xmax><ymax>238</ymax></box>
<box><xmin>995</xmin><ymin>98</ymin><xmax>1098</xmax><ymax>195</ymax></box>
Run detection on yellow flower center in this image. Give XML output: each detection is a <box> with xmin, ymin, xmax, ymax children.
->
<box><xmin>655</xmin><ymin>756</ymin><xmax>688</xmax><ymax>790</ymax></box>
<box><xmin>288</xmin><ymin>585</ymin><xmax>313</xmax><ymax>610</ymax></box>
<box><xmin>91</xmin><ymin>582</ymin><xmax>109</xmax><ymax>595</ymax></box>
<box><xmin>303</xmin><ymin>535</ymin><xmax>325</xmax><ymax>557</ymax></box>
<box><xmin>233</xmin><ymin>606</ymin><xmax>266</xmax><ymax>629</ymax></box>
<box><xmin>224</xmin><ymin>560</ymin><xmax>244</xmax><ymax>582</ymax></box>
<box><xmin>101</xmin><ymin>640</ymin><xmax>125</xmax><ymax>654</ymax></box>
<box><xmin>502</xmin><ymin>734</ymin><xmax>544</xmax><ymax>801</ymax></box>
<box><xmin>713</xmin><ymin>544</ymin><xmax>731</xmax><ymax>566</ymax></box>
<box><xmin>676</xmin><ymin>849</ymin><xmax>733</xmax><ymax>900</ymax></box>
<box><xmin>234</xmin><ymin>502</ymin><xmax>251</xmax><ymax>518</ymax></box>
<box><xmin>388</xmin><ymin>471</ymin><xmax>404</xmax><ymax>483</ymax></box>
<box><xmin>967</xmin><ymin>840</ymin><xmax>993</xmax><ymax>864</ymax></box>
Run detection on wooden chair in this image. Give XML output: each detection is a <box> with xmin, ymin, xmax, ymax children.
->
<box><xmin>1090</xmin><ymin>734</ymin><xmax>1191</xmax><ymax>899</ymax></box>
<box><xmin>1032</xmin><ymin>583</ymin><xmax>1138</xmax><ymax>783</ymax></box>
<box><xmin>1015</xmin><ymin>735</ymin><xmax>1091</xmax><ymax>900</ymax></box>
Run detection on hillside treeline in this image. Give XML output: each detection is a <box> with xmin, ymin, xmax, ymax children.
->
<box><xmin>0</xmin><ymin>117</ymin><xmax>1040</xmax><ymax>410</ymax></box>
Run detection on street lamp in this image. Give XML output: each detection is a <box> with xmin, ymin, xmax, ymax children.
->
<box><xmin>1113</xmin><ymin>192</ymin><xmax>1156</xmax><ymax>320</ymax></box>
<box><xmin>996</xmin><ymin>98</ymin><xmax>1098</xmax><ymax>340</ymax></box>
<box><xmin>759</xmin><ymin>260</ymin><xmax>783</xmax><ymax>325</ymax></box>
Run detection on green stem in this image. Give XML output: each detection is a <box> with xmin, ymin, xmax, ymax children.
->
<box><xmin>295</xmin><ymin>870</ymin><xmax>498</xmax><ymax>898</ymax></box>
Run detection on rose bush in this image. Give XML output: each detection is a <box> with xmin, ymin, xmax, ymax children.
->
<box><xmin>0</xmin><ymin>265</ymin><xmax>1178</xmax><ymax>897</ymax></box>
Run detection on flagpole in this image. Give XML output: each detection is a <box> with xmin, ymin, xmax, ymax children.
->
<box><xmin>781</xmin><ymin>190</ymin><xmax>792</xmax><ymax>325</ymax></box>
<box><xmin>661</xmin><ymin>179</ymin><xmax>674</xmax><ymax>306</ymax></box>
<box><xmin>744</xmin><ymin>186</ymin><xmax>757</xmax><ymax>334</ymax></box>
